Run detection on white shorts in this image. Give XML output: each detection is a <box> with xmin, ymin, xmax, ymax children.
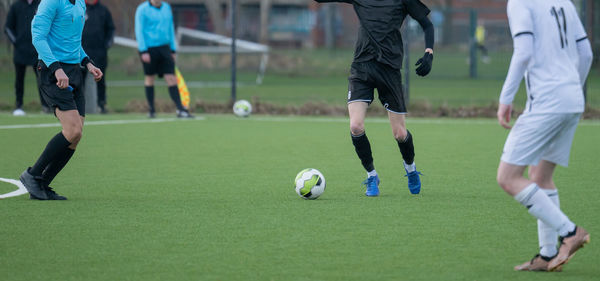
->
<box><xmin>501</xmin><ymin>112</ymin><xmax>581</xmax><ymax>167</ymax></box>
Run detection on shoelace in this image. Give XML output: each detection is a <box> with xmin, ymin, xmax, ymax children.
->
<box><xmin>44</xmin><ymin>185</ymin><xmax>58</xmax><ymax>195</ymax></box>
<box><xmin>362</xmin><ymin>177</ymin><xmax>377</xmax><ymax>187</ymax></box>
<box><xmin>404</xmin><ymin>171</ymin><xmax>423</xmax><ymax>177</ymax></box>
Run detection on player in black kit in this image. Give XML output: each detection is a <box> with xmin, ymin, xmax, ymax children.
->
<box><xmin>314</xmin><ymin>0</ymin><xmax>434</xmax><ymax>196</ymax></box>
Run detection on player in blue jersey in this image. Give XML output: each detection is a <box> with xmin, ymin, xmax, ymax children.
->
<box><xmin>135</xmin><ymin>0</ymin><xmax>191</xmax><ymax>118</ymax></box>
<box><xmin>19</xmin><ymin>0</ymin><xmax>103</xmax><ymax>200</ymax></box>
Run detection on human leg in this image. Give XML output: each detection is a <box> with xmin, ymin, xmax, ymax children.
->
<box><xmin>164</xmin><ymin>74</ymin><xmax>188</xmax><ymax>115</ymax></box>
<box><xmin>388</xmin><ymin>112</ymin><xmax>421</xmax><ymax>194</ymax></box>
<box><xmin>348</xmin><ymin>102</ymin><xmax>379</xmax><ymax>196</ymax></box>
<box><xmin>497</xmin><ymin>161</ymin><xmax>588</xmax><ymax>271</ymax></box>
<box><xmin>145</xmin><ymin>75</ymin><xmax>156</xmax><ymax>117</ymax></box>
<box><xmin>388</xmin><ymin>112</ymin><xmax>414</xmax><ymax>166</ymax></box>
<box><xmin>349</xmin><ymin>101</ymin><xmax>372</xmax><ymax>171</ymax></box>
<box><xmin>20</xmin><ymin>126</ymin><xmax>73</xmax><ymax>200</ymax></box>
<box><xmin>97</xmin><ymin>67</ymin><xmax>107</xmax><ymax>113</ymax></box>
<box><xmin>21</xmin><ymin>63</ymin><xmax>85</xmax><ymax>200</ymax></box>
<box><xmin>41</xmin><ymin>111</ymin><xmax>83</xmax><ymax>187</ymax></box>
<box><xmin>496</xmin><ymin>161</ymin><xmax>571</xmax><ymax>232</ymax></box>
<box><xmin>13</xmin><ymin>63</ymin><xmax>26</xmax><ymax>115</ymax></box>
<box><xmin>21</xmin><ymin>109</ymin><xmax>80</xmax><ymax>200</ymax></box>
<box><xmin>529</xmin><ymin>161</ymin><xmax>560</xmax><ymax>258</ymax></box>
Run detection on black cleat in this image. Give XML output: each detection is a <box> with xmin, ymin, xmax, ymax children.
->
<box><xmin>148</xmin><ymin>111</ymin><xmax>156</xmax><ymax>118</ymax></box>
<box><xmin>20</xmin><ymin>168</ymin><xmax>49</xmax><ymax>200</ymax></box>
<box><xmin>41</xmin><ymin>185</ymin><xmax>67</xmax><ymax>200</ymax></box>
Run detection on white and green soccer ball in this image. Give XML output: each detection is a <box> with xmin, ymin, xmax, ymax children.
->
<box><xmin>294</xmin><ymin>168</ymin><xmax>326</xmax><ymax>200</ymax></box>
<box><xmin>233</xmin><ymin>99</ymin><xmax>252</xmax><ymax>117</ymax></box>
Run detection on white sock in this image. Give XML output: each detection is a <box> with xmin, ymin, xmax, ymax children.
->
<box><xmin>514</xmin><ymin>184</ymin><xmax>575</xmax><ymax>237</ymax></box>
<box><xmin>538</xmin><ymin>188</ymin><xmax>559</xmax><ymax>258</ymax></box>
<box><xmin>367</xmin><ymin>170</ymin><xmax>378</xmax><ymax>178</ymax></box>
<box><xmin>404</xmin><ymin>161</ymin><xmax>416</xmax><ymax>173</ymax></box>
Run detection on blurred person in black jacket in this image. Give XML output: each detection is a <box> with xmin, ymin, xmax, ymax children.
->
<box><xmin>82</xmin><ymin>0</ymin><xmax>115</xmax><ymax>114</ymax></box>
<box><xmin>4</xmin><ymin>0</ymin><xmax>50</xmax><ymax>115</ymax></box>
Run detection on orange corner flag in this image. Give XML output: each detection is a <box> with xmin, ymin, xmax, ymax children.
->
<box><xmin>175</xmin><ymin>67</ymin><xmax>190</xmax><ymax>108</ymax></box>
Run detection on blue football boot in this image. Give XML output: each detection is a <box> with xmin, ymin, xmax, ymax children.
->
<box><xmin>363</xmin><ymin>175</ymin><xmax>380</xmax><ymax>197</ymax></box>
<box><xmin>405</xmin><ymin>170</ymin><xmax>422</xmax><ymax>194</ymax></box>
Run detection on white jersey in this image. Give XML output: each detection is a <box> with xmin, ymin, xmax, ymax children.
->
<box><xmin>506</xmin><ymin>0</ymin><xmax>587</xmax><ymax>113</ymax></box>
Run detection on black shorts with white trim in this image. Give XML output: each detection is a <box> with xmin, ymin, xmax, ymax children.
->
<box><xmin>347</xmin><ymin>60</ymin><xmax>406</xmax><ymax>114</ymax></box>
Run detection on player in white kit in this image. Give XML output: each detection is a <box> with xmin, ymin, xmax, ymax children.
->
<box><xmin>496</xmin><ymin>0</ymin><xmax>593</xmax><ymax>272</ymax></box>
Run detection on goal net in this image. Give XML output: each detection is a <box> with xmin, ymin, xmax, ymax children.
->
<box><xmin>113</xmin><ymin>27</ymin><xmax>270</xmax><ymax>85</ymax></box>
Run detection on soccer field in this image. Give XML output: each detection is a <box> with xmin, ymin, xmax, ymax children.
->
<box><xmin>1</xmin><ymin>113</ymin><xmax>598</xmax><ymax>281</ymax></box>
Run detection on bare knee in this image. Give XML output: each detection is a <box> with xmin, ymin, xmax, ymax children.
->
<box><xmin>144</xmin><ymin>76</ymin><xmax>155</xmax><ymax>86</ymax></box>
<box><xmin>529</xmin><ymin>171</ymin><xmax>554</xmax><ymax>189</ymax></box>
<box><xmin>496</xmin><ymin>170</ymin><xmax>513</xmax><ymax>192</ymax></box>
<box><xmin>63</xmin><ymin>125</ymin><xmax>83</xmax><ymax>145</ymax></box>
<box><xmin>350</xmin><ymin>122</ymin><xmax>365</xmax><ymax>136</ymax></box>
<box><xmin>528</xmin><ymin>166</ymin><xmax>554</xmax><ymax>188</ymax></box>
<box><xmin>164</xmin><ymin>74</ymin><xmax>177</xmax><ymax>86</ymax></box>
<box><xmin>393</xmin><ymin>127</ymin><xmax>408</xmax><ymax>141</ymax></box>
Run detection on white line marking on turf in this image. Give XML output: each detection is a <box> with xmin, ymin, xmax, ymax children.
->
<box><xmin>246</xmin><ymin>116</ymin><xmax>500</xmax><ymax>125</ymax></box>
<box><xmin>0</xmin><ymin>117</ymin><xmax>205</xmax><ymax>130</ymax></box>
<box><xmin>0</xmin><ymin>177</ymin><xmax>28</xmax><ymax>199</ymax></box>
<box><xmin>245</xmin><ymin>116</ymin><xmax>600</xmax><ymax>126</ymax></box>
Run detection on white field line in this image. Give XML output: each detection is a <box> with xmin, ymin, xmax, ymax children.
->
<box><xmin>0</xmin><ymin>115</ymin><xmax>597</xmax><ymax>131</ymax></box>
<box><xmin>245</xmin><ymin>116</ymin><xmax>498</xmax><ymax>125</ymax></box>
<box><xmin>0</xmin><ymin>117</ymin><xmax>205</xmax><ymax>130</ymax></box>
<box><xmin>244</xmin><ymin>116</ymin><xmax>600</xmax><ymax>126</ymax></box>
<box><xmin>0</xmin><ymin>177</ymin><xmax>28</xmax><ymax>199</ymax></box>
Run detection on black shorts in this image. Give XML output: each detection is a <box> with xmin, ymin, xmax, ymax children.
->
<box><xmin>348</xmin><ymin>60</ymin><xmax>406</xmax><ymax>114</ymax></box>
<box><xmin>37</xmin><ymin>61</ymin><xmax>85</xmax><ymax>116</ymax></box>
<box><xmin>141</xmin><ymin>45</ymin><xmax>175</xmax><ymax>78</ymax></box>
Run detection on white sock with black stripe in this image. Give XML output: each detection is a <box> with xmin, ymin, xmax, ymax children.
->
<box><xmin>514</xmin><ymin>184</ymin><xmax>575</xmax><ymax>238</ymax></box>
<box><xmin>538</xmin><ymin>188</ymin><xmax>560</xmax><ymax>258</ymax></box>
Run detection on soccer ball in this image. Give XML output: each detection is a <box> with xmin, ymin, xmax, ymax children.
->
<box><xmin>294</xmin><ymin>168</ymin><xmax>326</xmax><ymax>200</ymax></box>
<box><xmin>233</xmin><ymin>99</ymin><xmax>252</xmax><ymax>117</ymax></box>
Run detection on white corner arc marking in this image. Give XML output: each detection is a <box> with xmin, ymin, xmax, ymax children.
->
<box><xmin>0</xmin><ymin>177</ymin><xmax>28</xmax><ymax>199</ymax></box>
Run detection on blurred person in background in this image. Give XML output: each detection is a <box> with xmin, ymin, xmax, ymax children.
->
<box><xmin>4</xmin><ymin>0</ymin><xmax>50</xmax><ymax>115</ymax></box>
<box><xmin>82</xmin><ymin>0</ymin><xmax>115</xmax><ymax>114</ymax></box>
<box><xmin>135</xmin><ymin>0</ymin><xmax>192</xmax><ymax>118</ymax></box>
<box><xmin>475</xmin><ymin>19</ymin><xmax>490</xmax><ymax>64</ymax></box>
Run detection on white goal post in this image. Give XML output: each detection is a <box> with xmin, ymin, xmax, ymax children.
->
<box><xmin>114</xmin><ymin>27</ymin><xmax>270</xmax><ymax>84</ymax></box>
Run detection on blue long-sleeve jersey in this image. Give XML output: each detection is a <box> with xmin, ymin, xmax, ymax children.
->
<box><xmin>31</xmin><ymin>0</ymin><xmax>88</xmax><ymax>67</ymax></box>
<box><xmin>135</xmin><ymin>1</ymin><xmax>177</xmax><ymax>53</ymax></box>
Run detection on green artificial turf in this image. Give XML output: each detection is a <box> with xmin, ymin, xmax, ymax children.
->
<box><xmin>1</xmin><ymin>114</ymin><xmax>598</xmax><ymax>280</ymax></box>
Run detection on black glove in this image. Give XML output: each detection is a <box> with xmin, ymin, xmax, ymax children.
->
<box><xmin>415</xmin><ymin>52</ymin><xmax>433</xmax><ymax>77</ymax></box>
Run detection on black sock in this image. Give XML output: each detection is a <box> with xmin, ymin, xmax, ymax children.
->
<box><xmin>351</xmin><ymin>132</ymin><xmax>375</xmax><ymax>172</ymax></box>
<box><xmin>42</xmin><ymin>148</ymin><xmax>75</xmax><ymax>185</ymax></box>
<box><xmin>168</xmin><ymin>86</ymin><xmax>185</xmax><ymax>111</ymax></box>
<box><xmin>30</xmin><ymin>132</ymin><xmax>72</xmax><ymax>177</ymax></box>
<box><xmin>145</xmin><ymin>86</ymin><xmax>155</xmax><ymax>113</ymax></box>
<box><xmin>396</xmin><ymin>130</ymin><xmax>415</xmax><ymax>165</ymax></box>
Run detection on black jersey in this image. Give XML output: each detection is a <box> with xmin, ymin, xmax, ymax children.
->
<box><xmin>316</xmin><ymin>0</ymin><xmax>430</xmax><ymax>69</ymax></box>
<box><xmin>353</xmin><ymin>0</ymin><xmax>430</xmax><ymax>69</ymax></box>
<box><xmin>82</xmin><ymin>1</ymin><xmax>115</xmax><ymax>56</ymax></box>
<box><xmin>4</xmin><ymin>0</ymin><xmax>40</xmax><ymax>65</ymax></box>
